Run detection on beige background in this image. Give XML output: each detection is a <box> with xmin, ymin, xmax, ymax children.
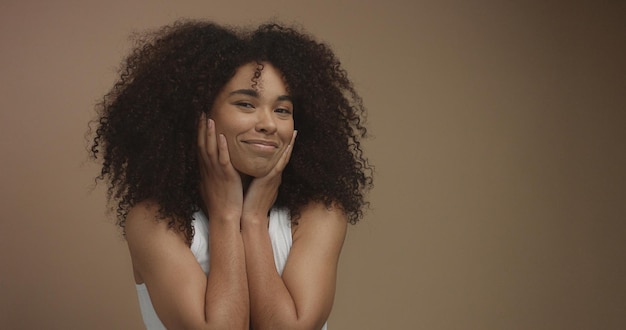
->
<box><xmin>1</xmin><ymin>1</ymin><xmax>625</xmax><ymax>329</ymax></box>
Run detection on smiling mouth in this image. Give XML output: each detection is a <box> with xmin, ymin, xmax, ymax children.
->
<box><xmin>243</xmin><ymin>140</ymin><xmax>279</xmax><ymax>148</ymax></box>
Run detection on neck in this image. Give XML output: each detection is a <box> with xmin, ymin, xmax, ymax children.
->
<box><xmin>240</xmin><ymin>173</ymin><xmax>253</xmax><ymax>194</ymax></box>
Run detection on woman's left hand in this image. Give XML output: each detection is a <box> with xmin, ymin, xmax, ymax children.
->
<box><xmin>241</xmin><ymin>131</ymin><xmax>296</xmax><ymax>225</ymax></box>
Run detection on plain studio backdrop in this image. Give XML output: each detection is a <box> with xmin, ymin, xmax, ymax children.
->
<box><xmin>1</xmin><ymin>1</ymin><xmax>624</xmax><ymax>329</ymax></box>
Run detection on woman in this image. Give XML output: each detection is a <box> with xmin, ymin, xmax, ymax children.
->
<box><xmin>91</xmin><ymin>20</ymin><xmax>372</xmax><ymax>329</ymax></box>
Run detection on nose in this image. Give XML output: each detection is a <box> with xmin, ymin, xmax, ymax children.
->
<box><xmin>255</xmin><ymin>108</ymin><xmax>277</xmax><ymax>134</ymax></box>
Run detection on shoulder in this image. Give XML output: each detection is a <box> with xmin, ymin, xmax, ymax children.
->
<box><xmin>297</xmin><ymin>201</ymin><xmax>348</xmax><ymax>223</ymax></box>
<box><xmin>279</xmin><ymin>201</ymin><xmax>348</xmax><ymax>327</ymax></box>
<box><xmin>125</xmin><ymin>200</ymin><xmax>187</xmax><ymax>242</ymax></box>
<box><xmin>291</xmin><ymin>201</ymin><xmax>347</xmax><ymax>244</ymax></box>
<box><xmin>124</xmin><ymin>201</ymin><xmax>189</xmax><ymax>283</ymax></box>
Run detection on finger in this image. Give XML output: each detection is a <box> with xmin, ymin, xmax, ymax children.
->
<box><xmin>201</xmin><ymin>118</ymin><xmax>222</xmax><ymax>173</ymax></box>
<box><xmin>289</xmin><ymin>130</ymin><xmax>297</xmax><ymax>146</ymax></box>
<box><xmin>197</xmin><ymin>113</ymin><xmax>206</xmax><ymax>150</ymax></box>
<box><xmin>217</xmin><ymin>133</ymin><xmax>232</xmax><ymax>167</ymax></box>
<box><xmin>197</xmin><ymin>113</ymin><xmax>210</xmax><ymax>168</ymax></box>
<box><xmin>275</xmin><ymin>130</ymin><xmax>297</xmax><ymax>172</ymax></box>
<box><xmin>205</xmin><ymin>118</ymin><xmax>218</xmax><ymax>159</ymax></box>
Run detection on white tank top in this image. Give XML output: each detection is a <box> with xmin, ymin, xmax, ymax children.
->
<box><xmin>134</xmin><ymin>209</ymin><xmax>327</xmax><ymax>329</ymax></box>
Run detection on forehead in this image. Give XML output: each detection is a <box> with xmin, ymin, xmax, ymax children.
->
<box><xmin>225</xmin><ymin>62</ymin><xmax>289</xmax><ymax>95</ymax></box>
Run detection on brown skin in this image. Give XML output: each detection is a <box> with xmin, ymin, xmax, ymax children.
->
<box><xmin>126</xmin><ymin>63</ymin><xmax>345</xmax><ymax>329</ymax></box>
<box><xmin>91</xmin><ymin>22</ymin><xmax>373</xmax><ymax>247</ymax></box>
<box><xmin>126</xmin><ymin>200</ymin><xmax>249</xmax><ymax>329</ymax></box>
<box><xmin>243</xmin><ymin>202</ymin><xmax>346</xmax><ymax>329</ymax></box>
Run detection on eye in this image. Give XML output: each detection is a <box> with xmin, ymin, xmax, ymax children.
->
<box><xmin>275</xmin><ymin>108</ymin><xmax>292</xmax><ymax>115</ymax></box>
<box><xmin>236</xmin><ymin>102</ymin><xmax>254</xmax><ymax>108</ymax></box>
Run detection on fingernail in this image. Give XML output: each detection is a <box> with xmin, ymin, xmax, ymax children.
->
<box><xmin>208</xmin><ymin>118</ymin><xmax>213</xmax><ymax>129</ymax></box>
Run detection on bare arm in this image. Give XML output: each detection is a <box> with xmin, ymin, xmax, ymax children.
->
<box><xmin>125</xmin><ymin>116</ymin><xmax>249</xmax><ymax>329</ymax></box>
<box><xmin>126</xmin><ymin>204</ymin><xmax>248</xmax><ymax>329</ymax></box>
<box><xmin>242</xmin><ymin>202</ymin><xmax>347</xmax><ymax>330</ymax></box>
<box><xmin>237</xmin><ymin>129</ymin><xmax>346</xmax><ymax>329</ymax></box>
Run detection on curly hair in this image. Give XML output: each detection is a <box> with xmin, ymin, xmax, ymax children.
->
<box><xmin>91</xmin><ymin>20</ymin><xmax>373</xmax><ymax>243</ymax></box>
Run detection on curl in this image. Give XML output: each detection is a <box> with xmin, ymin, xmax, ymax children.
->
<box><xmin>89</xmin><ymin>19</ymin><xmax>373</xmax><ymax>243</ymax></box>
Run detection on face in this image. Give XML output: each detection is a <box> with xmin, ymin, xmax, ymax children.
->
<box><xmin>210</xmin><ymin>62</ymin><xmax>294</xmax><ymax>178</ymax></box>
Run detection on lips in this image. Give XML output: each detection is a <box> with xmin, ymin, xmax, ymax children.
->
<box><xmin>242</xmin><ymin>139</ymin><xmax>279</xmax><ymax>149</ymax></box>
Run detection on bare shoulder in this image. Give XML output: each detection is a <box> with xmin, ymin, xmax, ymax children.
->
<box><xmin>124</xmin><ymin>200</ymin><xmax>189</xmax><ymax>283</ymax></box>
<box><xmin>280</xmin><ymin>201</ymin><xmax>348</xmax><ymax>327</ymax></box>
<box><xmin>292</xmin><ymin>201</ymin><xmax>348</xmax><ymax>243</ymax></box>
<box><xmin>125</xmin><ymin>200</ymin><xmax>162</xmax><ymax>231</ymax></box>
<box><xmin>125</xmin><ymin>200</ymin><xmax>186</xmax><ymax>242</ymax></box>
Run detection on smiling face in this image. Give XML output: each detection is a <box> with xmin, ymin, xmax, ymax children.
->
<box><xmin>210</xmin><ymin>62</ymin><xmax>295</xmax><ymax>178</ymax></box>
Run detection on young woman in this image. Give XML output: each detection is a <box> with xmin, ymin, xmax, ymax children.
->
<box><xmin>91</xmin><ymin>20</ymin><xmax>372</xmax><ymax>329</ymax></box>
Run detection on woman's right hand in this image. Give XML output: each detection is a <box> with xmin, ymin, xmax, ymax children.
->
<box><xmin>125</xmin><ymin>113</ymin><xmax>250</xmax><ymax>329</ymax></box>
<box><xmin>197</xmin><ymin>114</ymin><xmax>243</xmax><ymax>223</ymax></box>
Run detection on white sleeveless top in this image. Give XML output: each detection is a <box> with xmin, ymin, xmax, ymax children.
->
<box><xmin>134</xmin><ymin>209</ymin><xmax>328</xmax><ymax>329</ymax></box>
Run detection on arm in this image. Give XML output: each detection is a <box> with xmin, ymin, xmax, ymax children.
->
<box><xmin>124</xmin><ymin>116</ymin><xmax>249</xmax><ymax>329</ymax></box>
<box><xmin>126</xmin><ymin>203</ymin><xmax>248</xmax><ymax>329</ymax></box>
<box><xmin>239</xmin><ymin>130</ymin><xmax>346</xmax><ymax>329</ymax></box>
<box><xmin>242</xmin><ymin>203</ymin><xmax>347</xmax><ymax>330</ymax></box>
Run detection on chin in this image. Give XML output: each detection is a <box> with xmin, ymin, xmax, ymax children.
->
<box><xmin>234</xmin><ymin>163</ymin><xmax>273</xmax><ymax>179</ymax></box>
<box><xmin>240</xmin><ymin>168</ymin><xmax>271</xmax><ymax>179</ymax></box>
<box><xmin>231</xmin><ymin>156</ymin><xmax>280</xmax><ymax>179</ymax></box>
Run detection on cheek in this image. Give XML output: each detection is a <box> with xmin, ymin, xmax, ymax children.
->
<box><xmin>213</xmin><ymin>118</ymin><xmax>243</xmax><ymax>140</ymax></box>
<box><xmin>280</xmin><ymin>121</ymin><xmax>295</xmax><ymax>141</ymax></box>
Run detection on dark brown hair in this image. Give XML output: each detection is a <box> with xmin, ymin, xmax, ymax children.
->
<box><xmin>91</xmin><ymin>20</ymin><xmax>373</xmax><ymax>243</ymax></box>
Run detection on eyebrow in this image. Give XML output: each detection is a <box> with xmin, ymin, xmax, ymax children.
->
<box><xmin>229</xmin><ymin>89</ymin><xmax>292</xmax><ymax>102</ymax></box>
<box><xmin>229</xmin><ymin>89</ymin><xmax>258</xmax><ymax>97</ymax></box>
<box><xmin>276</xmin><ymin>95</ymin><xmax>292</xmax><ymax>102</ymax></box>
